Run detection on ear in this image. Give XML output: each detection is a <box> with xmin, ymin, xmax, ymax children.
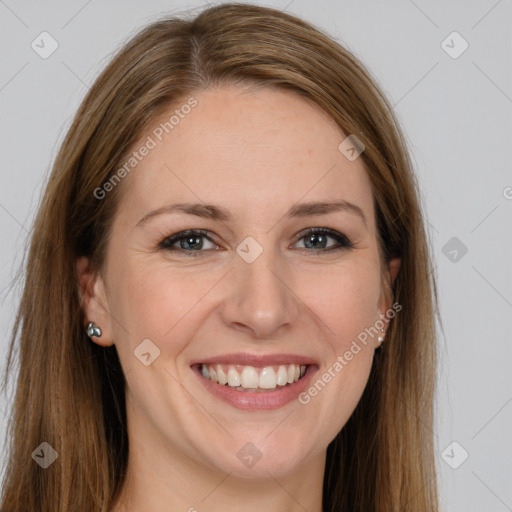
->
<box><xmin>76</xmin><ymin>256</ymin><xmax>115</xmax><ymax>347</ymax></box>
<box><xmin>377</xmin><ymin>256</ymin><xmax>401</xmax><ymax>330</ymax></box>
<box><xmin>387</xmin><ymin>257</ymin><xmax>401</xmax><ymax>288</ymax></box>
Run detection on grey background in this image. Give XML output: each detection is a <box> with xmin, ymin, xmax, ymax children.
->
<box><xmin>0</xmin><ymin>0</ymin><xmax>511</xmax><ymax>510</ymax></box>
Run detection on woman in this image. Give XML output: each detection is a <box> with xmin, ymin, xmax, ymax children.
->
<box><xmin>0</xmin><ymin>3</ymin><xmax>439</xmax><ymax>511</ymax></box>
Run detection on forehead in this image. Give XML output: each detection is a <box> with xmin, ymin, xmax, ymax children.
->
<box><xmin>115</xmin><ymin>85</ymin><xmax>375</xmax><ymax>229</ymax></box>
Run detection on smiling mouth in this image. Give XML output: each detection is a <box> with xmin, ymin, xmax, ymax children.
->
<box><xmin>196</xmin><ymin>363</ymin><xmax>308</xmax><ymax>392</ymax></box>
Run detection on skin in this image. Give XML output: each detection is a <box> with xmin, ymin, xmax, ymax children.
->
<box><xmin>77</xmin><ymin>85</ymin><xmax>400</xmax><ymax>512</ymax></box>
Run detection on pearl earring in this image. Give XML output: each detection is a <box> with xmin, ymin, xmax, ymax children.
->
<box><xmin>86</xmin><ymin>322</ymin><xmax>102</xmax><ymax>338</ymax></box>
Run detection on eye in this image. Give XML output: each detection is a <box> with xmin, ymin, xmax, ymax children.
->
<box><xmin>158</xmin><ymin>227</ymin><xmax>354</xmax><ymax>258</ymax></box>
<box><xmin>292</xmin><ymin>227</ymin><xmax>353</xmax><ymax>253</ymax></box>
<box><xmin>158</xmin><ymin>229</ymin><xmax>219</xmax><ymax>257</ymax></box>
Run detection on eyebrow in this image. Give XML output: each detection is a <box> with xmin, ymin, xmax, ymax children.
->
<box><xmin>136</xmin><ymin>200</ymin><xmax>367</xmax><ymax>228</ymax></box>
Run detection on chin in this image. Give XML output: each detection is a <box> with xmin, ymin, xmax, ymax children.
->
<box><xmin>199</xmin><ymin>433</ymin><xmax>316</xmax><ymax>480</ymax></box>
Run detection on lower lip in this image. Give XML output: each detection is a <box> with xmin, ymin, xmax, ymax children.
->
<box><xmin>192</xmin><ymin>364</ymin><xmax>318</xmax><ymax>411</ymax></box>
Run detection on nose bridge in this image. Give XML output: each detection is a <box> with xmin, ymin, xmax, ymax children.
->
<box><xmin>220</xmin><ymin>239</ymin><xmax>299</xmax><ymax>338</ymax></box>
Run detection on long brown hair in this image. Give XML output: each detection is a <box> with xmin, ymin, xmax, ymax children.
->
<box><xmin>0</xmin><ymin>3</ymin><xmax>439</xmax><ymax>510</ymax></box>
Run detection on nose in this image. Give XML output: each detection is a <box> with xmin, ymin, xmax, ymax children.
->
<box><xmin>219</xmin><ymin>247</ymin><xmax>300</xmax><ymax>339</ymax></box>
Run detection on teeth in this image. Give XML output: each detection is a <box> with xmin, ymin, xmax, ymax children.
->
<box><xmin>276</xmin><ymin>365</ymin><xmax>288</xmax><ymax>386</ymax></box>
<box><xmin>259</xmin><ymin>367</ymin><xmax>277</xmax><ymax>389</ymax></box>
<box><xmin>200</xmin><ymin>363</ymin><xmax>307</xmax><ymax>391</ymax></box>
<box><xmin>227</xmin><ymin>366</ymin><xmax>240</xmax><ymax>387</ymax></box>
<box><xmin>240</xmin><ymin>367</ymin><xmax>259</xmax><ymax>388</ymax></box>
<box><xmin>287</xmin><ymin>365</ymin><xmax>295</xmax><ymax>384</ymax></box>
<box><xmin>217</xmin><ymin>365</ymin><xmax>228</xmax><ymax>385</ymax></box>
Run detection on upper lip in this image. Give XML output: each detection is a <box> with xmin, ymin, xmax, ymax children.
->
<box><xmin>190</xmin><ymin>352</ymin><xmax>318</xmax><ymax>367</ymax></box>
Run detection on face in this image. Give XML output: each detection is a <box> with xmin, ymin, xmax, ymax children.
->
<box><xmin>78</xmin><ymin>85</ymin><xmax>400</xmax><ymax>480</ymax></box>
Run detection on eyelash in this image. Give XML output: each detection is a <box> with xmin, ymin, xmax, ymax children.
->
<box><xmin>157</xmin><ymin>228</ymin><xmax>354</xmax><ymax>258</ymax></box>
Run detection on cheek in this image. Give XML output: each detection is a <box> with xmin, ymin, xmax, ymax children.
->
<box><xmin>297</xmin><ymin>259</ymin><xmax>382</xmax><ymax>347</ymax></box>
<box><xmin>107</xmin><ymin>259</ymin><xmax>209</xmax><ymax>351</ymax></box>
<box><xmin>109</xmin><ymin>246</ymin><xmax>382</xmax><ymax>359</ymax></box>
<box><xmin>294</xmin><ymin>260</ymin><xmax>380</xmax><ymax>419</ymax></box>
